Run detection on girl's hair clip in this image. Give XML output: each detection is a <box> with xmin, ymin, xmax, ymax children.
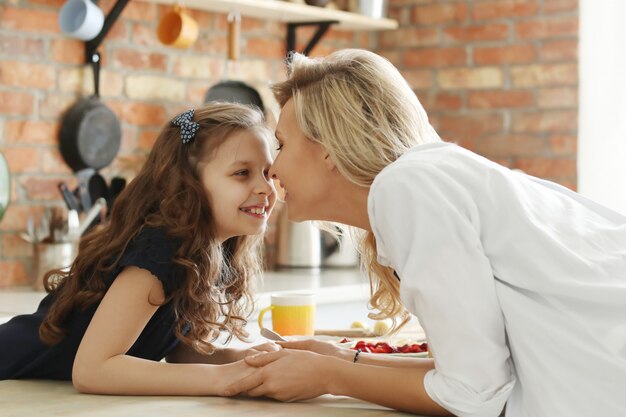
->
<box><xmin>172</xmin><ymin>109</ymin><xmax>200</xmax><ymax>144</ymax></box>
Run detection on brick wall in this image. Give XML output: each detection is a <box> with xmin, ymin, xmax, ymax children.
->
<box><xmin>380</xmin><ymin>0</ymin><xmax>579</xmax><ymax>187</ymax></box>
<box><xmin>0</xmin><ymin>0</ymin><xmax>580</xmax><ymax>287</ymax></box>
<box><xmin>0</xmin><ymin>0</ymin><xmax>361</xmax><ymax>287</ymax></box>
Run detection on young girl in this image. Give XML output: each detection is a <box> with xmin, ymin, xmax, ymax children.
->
<box><xmin>225</xmin><ymin>49</ymin><xmax>626</xmax><ymax>417</ymax></box>
<box><xmin>0</xmin><ymin>102</ymin><xmax>278</xmax><ymax>396</ymax></box>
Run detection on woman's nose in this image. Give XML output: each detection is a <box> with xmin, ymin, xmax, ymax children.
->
<box><xmin>268</xmin><ymin>164</ymin><xmax>278</xmax><ymax>180</ymax></box>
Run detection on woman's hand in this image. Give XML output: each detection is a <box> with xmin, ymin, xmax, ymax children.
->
<box><xmin>277</xmin><ymin>339</ymin><xmax>354</xmax><ymax>361</ymax></box>
<box><xmin>224</xmin><ymin>349</ymin><xmax>339</xmax><ymax>402</ymax></box>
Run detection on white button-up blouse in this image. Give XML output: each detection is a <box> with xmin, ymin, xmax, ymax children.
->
<box><xmin>368</xmin><ymin>142</ymin><xmax>626</xmax><ymax>417</ymax></box>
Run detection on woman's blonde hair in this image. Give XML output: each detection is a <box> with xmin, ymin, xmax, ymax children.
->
<box><xmin>41</xmin><ymin>103</ymin><xmax>270</xmax><ymax>354</ymax></box>
<box><xmin>272</xmin><ymin>49</ymin><xmax>441</xmax><ymax>330</ymax></box>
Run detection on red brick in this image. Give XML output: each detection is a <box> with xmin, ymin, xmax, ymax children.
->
<box><xmin>3</xmin><ymin>147</ymin><xmax>40</xmax><ymax>173</ymax></box>
<box><xmin>437</xmin><ymin>113</ymin><xmax>504</xmax><ymax>139</ymax></box>
<box><xmin>512</xmin><ymin>110</ymin><xmax>577</xmax><ymax>133</ymax></box>
<box><xmin>27</xmin><ymin>0</ymin><xmax>65</xmax><ymax>7</ymax></box>
<box><xmin>109</xmin><ymin>101</ymin><xmax>167</xmax><ymax>127</ymax></box>
<box><xmin>468</xmin><ymin>90</ymin><xmax>534</xmax><ymax>109</ymax></box>
<box><xmin>538</xmin><ymin>87</ymin><xmax>578</xmax><ymax>109</ymax></box>
<box><xmin>422</xmin><ymin>92</ymin><xmax>464</xmax><ymax>112</ymax></box>
<box><xmin>324</xmin><ymin>28</ymin><xmax>357</xmax><ymax>43</ymax></box>
<box><xmin>41</xmin><ymin>148</ymin><xmax>72</xmax><ymax>174</ymax></box>
<box><xmin>131</xmin><ymin>23</ymin><xmax>163</xmax><ymax>48</ymax></box>
<box><xmin>438</xmin><ymin>67</ymin><xmax>504</xmax><ymax>89</ymax></box>
<box><xmin>444</xmin><ymin>24</ymin><xmax>509</xmax><ymax>42</ymax></box>
<box><xmin>404</xmin><ymin>47</ymin><xmax>466</xmax><ymax>68</ymax></box>
<box><xmin>0</xmin><ymin>204</ymin><xmax>45</xmax><ymax>232</ymax></box>
<box><xmin>412</xmin><ymin>3</ymin><xmax>468</xmax><ymax>25</ymax></box>
<box><xmin>387</xmin><ymin>6</ymin><xmax>410</xmax><ymax>26</ymax></box>
<box><xmin>473</xmin><ymin>0</ymin><xmax>539</xmax><ymax>20</ymax></box>
<box><xmin>543</xmin><ymin>0</ymin><xmax>579</xmax><ymax>13</ymax></box>
<box><xmin>0</xmin><ymin>91</ymin><xmax>35</xmax><ymax>116</ymax></box>
<box><xmin>20</xmin><ymin>176</ymin><xmax>68</xmax><ymax>201</ymax></box>
<box><xmin>515</xmin><ymin>16</ymin><xmax>578</xmax><ymax>39</ymax></box>
<box><xmin>514</xmin><ymin>157</ymin><xmax>577</xmax><ymax>179</ymax></box>
<box><xmin>118</xmin><ymin>127</ymin><xmax>139</xmax><ymax>154</ymax></box>
<box><xmin>0</xmin><ymin>7</ymin><xmax>59</xmax><ymax>34</ymax></box>
<box><xmin>511</xmin><ymin>63</ymin><xmax>577</xmax><ymax>87</ymax></box>
<box><xmin>378</xmin><ymin>50</ymin><xmax>403</xmax><ymax>68</ymax></box>
<box><xmin>192</xmin><ymin>33</ymin><xmax>228</xmax><ymax>55</ymax></box>
<box><xmin>121</xmin><ymin>0</ymin><xmax>157</xmax><ymax>21</ymax></box>
<box><xmin>0</xmin><ymin>61</ymin><xmax>56</xmax><ymax>90</ymax></box>
<box><xmin>2</xmin><ymin>233</ymin><xmax>32</xmax><ymax>258</ymax></box>
<box><xmin>477</xmin><ymin>133</ymin><xmax>547</xmax><ymax>157</ymax></box>
<box><xmin>112</xmin><ymin>49</ymin><xmax>168</xmax><ymax>71</ymax></box>
<box><xmin>39</xmin><ymin>94</ymin><xmax>79</xmax><ymax>119</ymax></box>
<box><xmin>549</xmin><ymin>134</ymin><xmax>577</xmax><ymax>155</ymax></box>
<box><xmin>540</xmin><ymin>39</ymin><xmax>578</xmax><ymax>61</ymax></box>
<box><xmin>7</xmin><ymin>120</ymin><xmax>59</xmax><ymax>145</ymax></box>
<box><xmin>0</xmin><ymin>261</ymin><xmax>29</xmax><ymax>287</ymax></box>
<box><xmin>474</xmin><ymin>44</ymin><xmax>537</xmax><ymax>65</ymax></box>
<box><xmin>0</xmin><ymin>34</ymin><xmax>44</xmax><ymax>57</ymax></box>
<box><xmin>187</xmin><ymin>8</ymin><xmax>215</xmax><ymax>30</ymax></box>
<box><xmin>50</xmin><ymin>39</ymin><xmax>85</xmax><ymax>65</ymax></box>
<box><xmin>138</xmin><ymin>128</ymin><xmax>161</xmax><ymax>151</ymax></box>
<box><xmin>187</xmin><ymin>82</ymin><xmax>208</xmax><ymax>104</ymax></box>
<box><xmin>379</xmin><ymin>27</ymin><xmax>439</xmax><ymax>49</ymax></box>
<box><xmin>246</xmin><ymin>38</ymin><xmax>286</xmax><ymax>60</ymax></box>
<box><xmin>402</xmin><ymin>69</ymin><xmax>434</xmax><ymax>89</ymax></box>
<box><xmin>393</xmin><ymin>0</ymin><xmax>436</xmax><ymax>5</ymax></box>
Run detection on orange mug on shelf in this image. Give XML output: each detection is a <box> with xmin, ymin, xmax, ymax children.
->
<box><xmin>157</xmin><ymin>3</ymin><xmax>198</xmax><ymax>48</ymax></box>
<box><xmin>258</xmin><ymin>293</ymin><xmax>316</xmax><ymax>336</ymax></box>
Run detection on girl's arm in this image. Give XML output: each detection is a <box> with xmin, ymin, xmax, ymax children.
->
<box><xmin>72</xmin><ymin>266</ymin><xmax>254</xmax><ymax>396</ymax></box>
<box><xmin>225</xmin><ymin>349</ymin><xmax>452</xmax><ymax>416</ymax></box>
<box><xmin>166</xmin><ymin>341</ymin><xmax>280</xmax><ymax>365</ymax></box>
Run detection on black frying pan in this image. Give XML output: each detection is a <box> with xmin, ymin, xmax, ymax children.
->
<box><xmin>204</xmin><ymin>14</ymin><xmax>264</xmax><ymax>113</ymax></box>
<box><xmin>59</xmin><ymin>52</ymin><xmax>121</xmax><ymax>173</ymax></box>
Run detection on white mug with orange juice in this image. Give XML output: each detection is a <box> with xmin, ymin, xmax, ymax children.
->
<box><xmin>258</xmin><ymin>293</ymin><xmax>315</xmax><ymax>336</ymax></box>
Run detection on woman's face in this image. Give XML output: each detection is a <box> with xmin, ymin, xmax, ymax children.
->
<box><xmin>200</xmin><ymin>129</ymin><xmax>276</xmax><ymax>242</ymax></box>
<box><xmin>270</xmin><ymin>99</ymin><xmax>331</xmax><ymax>221</ymax></box>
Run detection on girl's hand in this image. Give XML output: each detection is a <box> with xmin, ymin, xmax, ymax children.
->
<box><xmin>216</xmin><ymin>360</ymin><xmax>258</xmax><ymax>395</ymax></box>
<box><xmin>230</xmin><ymin>342</ymin><xmax>282</xmax><ymax>362</ymax></box>
<box><xmin>224</xmin><ymin>349</ymin><xmax>338</xmax><ymax>402</ymax></box>
<box><xmin>277</xmin><ymin>339</ymin><xmax>354</xmax><ymax>361</ymax></box>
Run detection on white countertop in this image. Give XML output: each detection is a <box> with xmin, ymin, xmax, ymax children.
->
<box><xmin>0</xmin><ymin>270</ymin><xmax>430</xmax><ymax>417</ymax></box>
<box><xmin>0</xmin><ymin>268</ymin><xmax>370</xmax><ymax>320</ymax></box>
<box><xmin>0</xmin><ymin>380</ymin><xmax>421</xmax><ymax>417</ymax></box>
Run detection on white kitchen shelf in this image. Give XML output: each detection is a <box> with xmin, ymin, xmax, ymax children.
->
<box><xmin>145</xmin><ymin>0</ymin><xmax>398</xmax><ymax>31</ymax></box>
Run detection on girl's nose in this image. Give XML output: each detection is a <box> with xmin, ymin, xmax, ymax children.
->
<box><xmin>257</xmin><ymin>176</ymin><xmax>275</xmax><ymax>195</ymax></box>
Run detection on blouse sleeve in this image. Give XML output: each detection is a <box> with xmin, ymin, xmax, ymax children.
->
<box><xmin>369</xmin><ymin>162</ymin><xmax>516</xmax><ymax>417</ymax></box>
<box><xmin>117</xmin><ymin>227</ymin><xmax>183</xmax><ymax>296</ymax></box>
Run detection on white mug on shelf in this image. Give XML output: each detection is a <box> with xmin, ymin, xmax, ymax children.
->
<box><xmin>58</xmin><ymin>0</ymin><xmax>105</xmax><ymax>41</ymax></box>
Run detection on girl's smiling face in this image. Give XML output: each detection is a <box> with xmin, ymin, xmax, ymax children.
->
<box><xmin>200</xmin><ymin>128</ymin><xmax>276</xmax><ymax>241</ymax></box>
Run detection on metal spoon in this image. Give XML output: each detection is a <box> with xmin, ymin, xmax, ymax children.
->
<box><xmin>260</xmin><ymin>327</ymin><xmax>287</xmax><ymax>342</ymax></box>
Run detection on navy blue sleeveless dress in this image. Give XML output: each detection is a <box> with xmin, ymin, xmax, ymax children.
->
<box><xmin>0</xmin><ymin>228</ymin><xmax>184</xmax><ymax>380</ymax></box>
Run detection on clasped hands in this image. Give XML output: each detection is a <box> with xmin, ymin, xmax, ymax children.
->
<box><xmin>226</xmin><ymin>339</ymin><xmax>348</xmax><ymax>402</ymax></box>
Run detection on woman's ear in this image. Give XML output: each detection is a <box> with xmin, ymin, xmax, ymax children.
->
<box><xmin>323</xmin><ymin>152</ymin><xmax>336</xmax><ymax>172</ymax></box>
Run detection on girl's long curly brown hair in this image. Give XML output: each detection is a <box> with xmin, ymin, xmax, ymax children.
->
<box><xmin>40</xmin><ymin>102</ymin><xmax>270</xmax><ymax>354</ymax></box>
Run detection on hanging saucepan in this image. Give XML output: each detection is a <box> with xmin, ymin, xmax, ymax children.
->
<box><xmin>59</xmin><ymin>52</ymin><xmax>120</xmax><ymax>211</ymax></box>
<box><xmin>204</xmin><ymin>13</ymin><xmax>265</xmax><ymax>113</ymax></box>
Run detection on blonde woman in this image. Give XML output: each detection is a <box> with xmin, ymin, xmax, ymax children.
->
<box><xmin>225</xmin><ymin>49</ymin><xmax>626</xmax><ymax>417</ymax></box>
